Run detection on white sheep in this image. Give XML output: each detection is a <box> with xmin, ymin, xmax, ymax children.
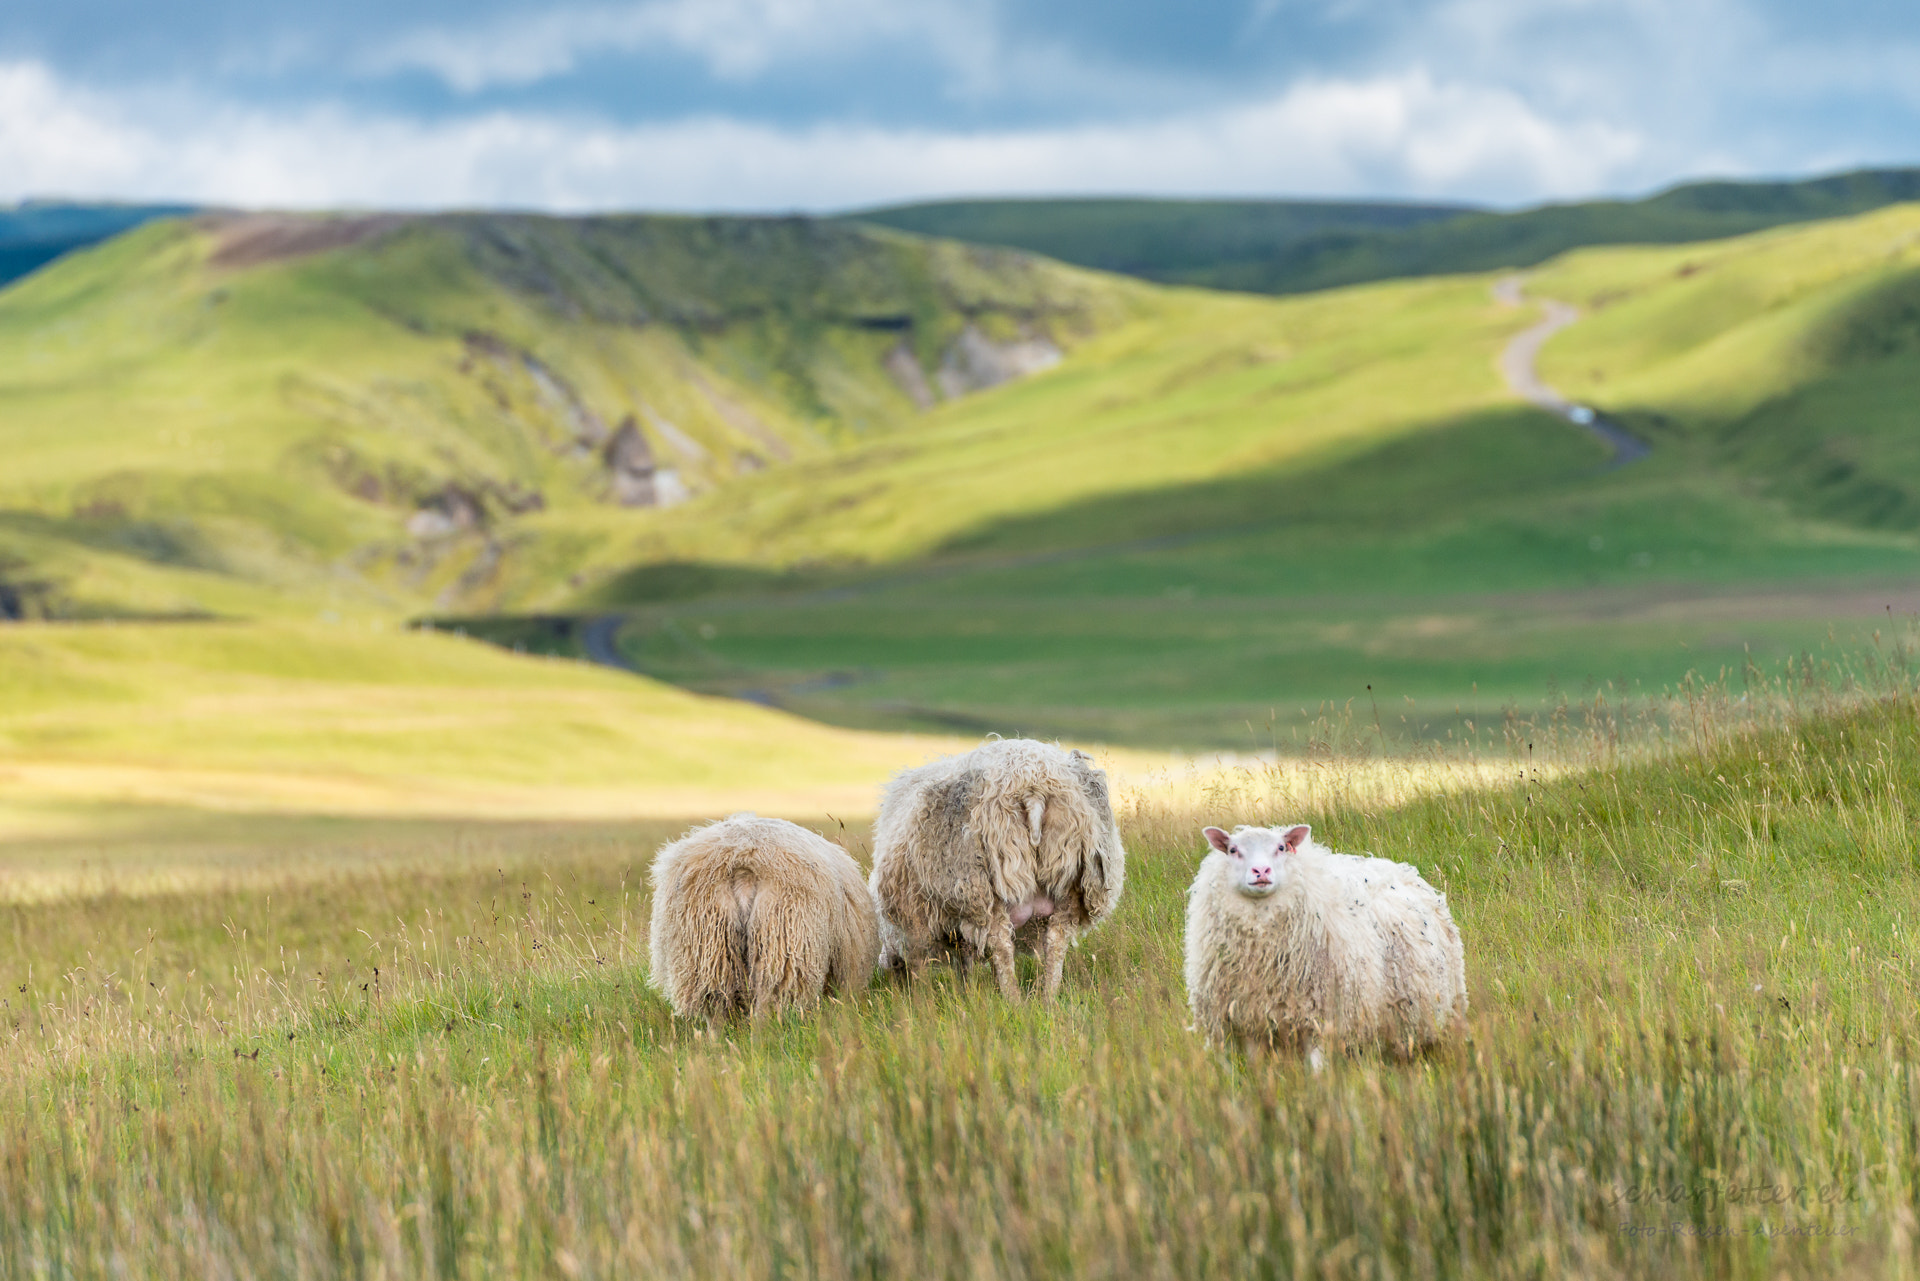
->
<box><xmin>869</xmin><ymin>738</ymin><xmax>1125</xmax><ymax>1001</ymax></box>
<box><xmin>1184</xmin><ymin>823</ymin><xmax>1466</xmax><ymax>1067</ymax></box>
<box><xmin>649</xmin><ymin>814</ymin><xmax>879</xmax><ymax>1027</ymax></box>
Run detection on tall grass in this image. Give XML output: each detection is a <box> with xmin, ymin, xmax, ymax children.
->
<box><xmin>6</xmin><ymin>649</ymin><xmax>1920</xmax><ymax>1276</ymax></box>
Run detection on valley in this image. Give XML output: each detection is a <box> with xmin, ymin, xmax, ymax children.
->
<box><xmin>3</xmin><ymin>196</ymin><xmax>1920</xmax><ymax>765</ymax></box>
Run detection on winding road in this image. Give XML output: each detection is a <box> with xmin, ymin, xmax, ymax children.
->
<box><xmin>571</xmin><ymin>285</ymin><xmax>1649</xmax><ymax>683</ymax></box>
<box><xmin>1493</xmin><ymin>275</ymin><xmax>1649</xmax><ymax>468</ymax></box>
<box><xmin>580</xmin><ymin>613</ymin><xmax>640</xmax><ymax>672</ymax></box>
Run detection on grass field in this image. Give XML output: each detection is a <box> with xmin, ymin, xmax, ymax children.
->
<box><xmin>4</xmin><ymin>658</ymin><xmax>1920</xmax><ymax>1276</ymax></box>
<box><xmin>0</xmin><ymin>620</ymin><xmax>989</xmax><ymax>832</ymax></box>
<box><xmin>12</xmin><ymin>195</ymin><xmax>1920</xmax><ymax>1276</ymax></box>
<box><xmin>9</xmin><ymin>203</ymin><xmax>1920</xmax><ymax>758</ymax></box>
<box><xmin>429</xmin><ymin>204</ymin><xmax>1920</xmax><ymax>749</ymax></box>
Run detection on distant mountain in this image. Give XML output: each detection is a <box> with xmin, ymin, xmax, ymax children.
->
<box><xmin>847</xmin><ymin>168</ymin><xmax>1920</xmax><ymax>295</ymax></box>
<box><xmin>839</xmin><ymin>197</ymin><xmax>1473</xmax><ymax>285</ymax></box>
<box><xmin>0</xmin><ymin>201</ymin><xmax>197</xmax><ymax>286</ymax></box>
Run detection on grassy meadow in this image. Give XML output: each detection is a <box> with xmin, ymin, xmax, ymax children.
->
<box><xmin>9</xmin><ymin>200</ymin><xmax>1920</xmax><ymax>754</ymax></box>
<box><xmin>0</xmin><ymin>211</ymin><xmax>1136</xmax><ymax>619</ymax></box>
<box><xmin>3</xmin><ymin>657</ymin><xmax>1920</xmax><ymax>1276</ymax></box>
<box><xmin>0</xmin><ymin>620</ymin><xmax>982</xmax><ymax>833</ymax></box>
<box><xmin>8</xmin><ymin>188</ymin><xmax>1920</xmax><ymax>1277</ymax></box>
<box><xmin>442</xmin><ymin>202</ymin><xmax>1920</xmax><ymax>749</ymax></box>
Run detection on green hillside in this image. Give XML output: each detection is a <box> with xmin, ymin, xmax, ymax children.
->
<box><xmin>8</xmin><ymin>198</ymin><xmax>1920</xmax><ymax>755</ymax></box>
<box><xmin>0</xmin><ymin>211</ymin><xmax>1138</xmax><ymax>620</ymax></box>
<box><xmin>1532</xmin><ymin>206</ymin><xmax>1920</xmax><ymax>529</ymax></box>
<box><xmin>850</xmin><ymin>167</ymin><xmax>1920</xmax><ymax>296</ymax></box>
<box><xmin>0</xmin><ymin>201</ymin><xmax>195</xmax><ymax>288</ymax></box>
<box><xmin>494</xmin><ymin>203</ymin><xmax>1920</xmax><ymax>749</ymax></box>
<box><xmin>843</xmin><ymin>196</ymin><xmax>1470</xmax><ymax>283</ymax></box>
<box><xmin>0</xmin><ymin>617</ymin><xmax>980</xmax><ymax>836</ymax></box>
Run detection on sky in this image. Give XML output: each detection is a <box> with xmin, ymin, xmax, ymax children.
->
<box><xmin>1</xmin><ymin>0</ymin><xmax>1916</xmax><ymax>213</ymax></box>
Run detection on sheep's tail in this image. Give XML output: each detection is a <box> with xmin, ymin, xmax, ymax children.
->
<box><xmin>1025</xmin><ymin>797</ymin><xmax>1045</xmax><ymax>847</ymax></box>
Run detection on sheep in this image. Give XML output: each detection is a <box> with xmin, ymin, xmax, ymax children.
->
<box><xmin>1184</xmin><ymin>823</ymin><xmax>1466</xmax><ymax>1068</ymax></box>
<box><xmin>869</xmin><ymin>738</ymin><xmax>1125</xmax><ymax>1002</ymax></box>
<box><xmin>648</xmin><ymin>814</ymin><xmax>879</xmax><ymax>1027</ymax></box>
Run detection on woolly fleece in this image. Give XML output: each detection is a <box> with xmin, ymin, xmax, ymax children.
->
<box><xmin>649</xmin><ymin>813</ymin><xmax>879</xmax><ymax>1024</ymax></box>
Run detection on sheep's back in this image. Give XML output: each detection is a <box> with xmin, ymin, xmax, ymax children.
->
<box><xmin>870</xmin><ymin>757</ymin><xmax>997</xmax><ymax>927</ymax></box>
<box><xmin>970</xmin><ymin>739</ymin><xmax>1125</xmax><ymax>921</ymax></box>
<box><xmin>649</xmin><ymin>815</ymin><xmax>876</xmax><ymax>1017</ymax></box>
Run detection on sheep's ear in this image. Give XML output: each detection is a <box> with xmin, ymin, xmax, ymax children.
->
<box><xmin>1282</xmin><ymin>825</ymin><xmax>1311</xmax><ymax>851</ymax></box>
<box><xmin>1203</xmin><ymin>826</ymin><xmax>1232</xmax><ymax>853</ymax></box>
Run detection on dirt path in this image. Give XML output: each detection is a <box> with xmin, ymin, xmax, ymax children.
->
<box><xmin>1494</xmin><ymin>275</ymin><xmax>1649</xmax><ymax>468</ymax></box>
<box><xmin>580</xmin><ymin>614</ymin><xmax>640</xmax><ymax>673</ymax></box>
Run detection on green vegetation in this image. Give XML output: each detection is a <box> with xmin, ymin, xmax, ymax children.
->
<box><xmin>844</xmin><ymin>194</ymin><xmax>1469</xmax><ymax>283</ymax></box>
<box><xmin>0</xmin><ymin>200</ymin><xmax>193</xmax><ymax>288</ymax></box>
<box><xmin>1534</xmin><ymin>204</ymin><xmax>1920</xmax><ymax>531</ymax></box>
<box><xmin>851</xmin><ymin>166</ymin><xmax>1920</xmax><ymax>295</ymax></box>
<box><xmin>9</xmin><ymin>196</ymin><xmax>1920</xmax><ymax>758</ymax></box>
<box><xmin>0</xmin><ymin>210</ymin><xmax>1135</xmax><ymax>619</ymax></box>
<box><xmin>0</xmin><ymin>620</ymin><xmax>970</xmax><ymax>831</ymax></box>
<box><xmin>4</xmin><ymin>669</ymin><xmax>1920</xmax><ymax>1275</ymax></box>
<box><xmin>440</xmin><ymin>203</ymin><xmax>1920</xmax><ymax>749</ymax></box>
<box><xmin>9</xmin><ymin>183</ymin><xmax>1920</xmax><ymax>1277</ymax></box>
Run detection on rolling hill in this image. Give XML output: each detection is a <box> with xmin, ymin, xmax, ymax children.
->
<box><xmin>0</xmin><ymin>210</ymin><xmax>1138</xmax><ymax>621</ymax></box>
<box><xmin>0</xmin><ymin>617</ymin><xmax>979</xmax><ymax>835</ymax></box>
<box><xmin>849</xmin><ymin>167</ymin><xmax>1920</xmax><ymax>296</ymax></box>
<box><xmin>842</xmin><ymin>197</ymin><xmax>1472</xmax><ymax>286</ymax></box>
<box><xmin>6</xmin><ymin>197</ymin><xmax>1920</xmax><ymax>757</ymax></box>
<box><xmin>0</xmin><ymin>201</ymin><xmax>195</xmax><ymax>288</ymax></box>
<box><xmin>503</xmin><ymin>202</ymin><xmax>1920</xmax><ymax>747</ymax></box>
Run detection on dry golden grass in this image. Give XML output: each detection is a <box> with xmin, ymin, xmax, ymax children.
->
<box><xmin>2</xmin><ymin>652</ymin><xmax>1919</xmax><ymax>1277</ymax></box>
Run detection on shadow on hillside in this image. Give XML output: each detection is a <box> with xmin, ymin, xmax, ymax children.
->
<box><xmin>929</xmin><ymin>402</ymin><xmax>1615</xmax><ymax>561</ymax></box>
<box><xmin>535</xmin><ymin>401</ymin><xmax>1620</xmax><ymax>618</ymax></box>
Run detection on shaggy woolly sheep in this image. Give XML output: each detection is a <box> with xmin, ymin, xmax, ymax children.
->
<box><xmin>649</xmin><ymin>814</ymin><xmax>879</xmax><ymax>1026</ymax></box>
<box><xmin>869</xmin><ymin>738</ymin><xmax>1125</xmax><ymax>1001</ymax></box>
<box><xmin>1185</xmin><ymin>823</ymin><xmax>1466</xmax><ymax>1067</ymax></box>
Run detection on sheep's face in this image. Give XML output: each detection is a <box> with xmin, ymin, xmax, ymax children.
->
<box><xmin>1202</xmin><ymin>824</ymin><xmax>1310</xmax><ymax>897</ymax></box>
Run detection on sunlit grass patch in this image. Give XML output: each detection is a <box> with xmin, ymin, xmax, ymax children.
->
<box><xmin>2</xmin><ymin>656</ymin><xmax>1920</xmax><ymax>1275</ymax></box>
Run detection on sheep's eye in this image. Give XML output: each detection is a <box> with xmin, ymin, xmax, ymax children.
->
<box><xmin>1229</xmin><ymin>847</ymin><xmax>1238</xmax><ymax>855</ymax></box>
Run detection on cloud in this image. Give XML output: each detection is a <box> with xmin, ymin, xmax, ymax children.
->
<box><xmin>365</xmin><ymin>0</ymin><xmax>995</xmax><ymax>92</ymax></box>
<box><xmin>0</xmin><ymin>59</ymin><xmax>1659</xmax><ymax>211</ymax></box>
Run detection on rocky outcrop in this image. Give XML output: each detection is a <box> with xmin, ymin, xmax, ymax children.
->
<box><xmin>461</xmin><ymin>332</ymin><xmax>609</xmax><ymax>453</ymax></box>
<box><xmin>884</xmin><ymin>340</ymin><xmax>937</xmax><ymax>410</ymax></box>
<box><xmin>937</xmin><ymin>325</ymin><xmax>1062</xmax><ymax>399</ymax></box>
<box><xmin>406</xmin><ymin>486</ymin><xmax>486</xmax><ymax>540</ymax></box>
<box><xmin>604</xmin><ymin>416</ymin><xmax>688</xmax><ymax>508</ymax></box>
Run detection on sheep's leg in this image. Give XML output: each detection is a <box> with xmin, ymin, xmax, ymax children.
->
<box><xmin>1306</xmin><ymin>1042</ymin><xmax>1327</xmax><ymax>1075</ymax></box>
<box><xmin>985</xmin><ymin>909</ymin><xmax>1021</xmax><ymax>1003</ymax></box>
<box><xmin>1038</xmin><ymin>914</ymin><xmax>1073</xmax><ymax>1002</ymax></box>
<box><xmin>901</xmin><ymin>938</ymin><xmax>933</xmax><ymax>984</ymax></box>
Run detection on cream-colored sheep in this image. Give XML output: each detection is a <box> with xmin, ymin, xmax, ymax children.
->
<box><xmin>1184</xmin><ymin>823</ymin><xmax>1466</xmax><ymax>1067</ymax></box>
<box><xmin>869</xmin><ymin>738</ymin><xmax>1125</xmax><ymax>1001</ymax></box>
<box><xmin>648</xmin><ymin>814</ymin><xmax>879</xmax><ymax>1026</ymax></box>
